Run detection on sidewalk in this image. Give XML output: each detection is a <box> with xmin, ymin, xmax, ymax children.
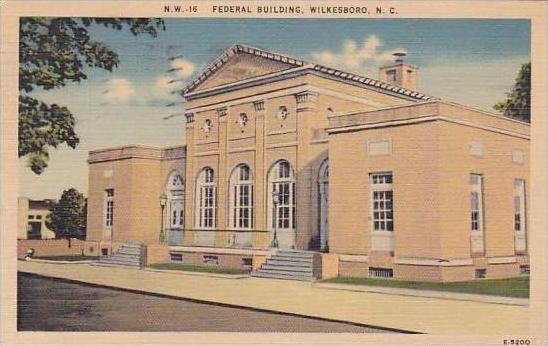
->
<box><xmin>18</xmin><ymin>261</ymin><xmax>530</xmax><ymax>335</ymax></box>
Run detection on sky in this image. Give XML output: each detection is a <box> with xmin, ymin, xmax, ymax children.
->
<box><xmin>19</xmin><ymin>18</ymin><xmax>531</xmax><ymax>199</ymax></box>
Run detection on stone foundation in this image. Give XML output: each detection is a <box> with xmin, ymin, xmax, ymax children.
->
<box><xmin>337</xmin><ymin>254</ymin><xmax>529</xmax><ymax>282</ymax></box>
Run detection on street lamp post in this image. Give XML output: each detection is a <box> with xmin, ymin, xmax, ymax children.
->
<box><xmin>159</xmin><ymin>194</ymin><xmax>167</xmax><ymax>244</ymax></box>
<box><xmin>271</xmin><ymin>189</ymin><xmax>280</xmax><ymax>248</ymax></box>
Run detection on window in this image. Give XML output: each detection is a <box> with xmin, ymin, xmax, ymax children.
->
<box><xmin>514</xmin><ymin>179</ymin><xmax>526</xmax><ymax>233</ymax></box>
<box><xmin>386</xmin><ymin>69</ymin><xmax>396</xmax><ymax>82</ymax></box>
<box><xmin>203</xmin><ymin>255</ymin><xmax>219</xmax><ymax>265</ymax></box>
<box><xmin>369</xmin><ymin>267</ymin><xmax>393</xmax><ymax>278</ymax></box>
<box><xmin>167</xmin><ymin>171</ymin><xmax>185</xmax><ymax>229</ymax></box>
<box><xmin>371</xmin><ymin>173</ymin><xmax>394</xmax><ymax>232</ymax></box>
<box><xmin>268</xmin><ymin>160</ymin><xmax>296</xmax><ymax>230</ymax></box>
<box><xmin>28</xmin><ymin>215</ymin><xmax>35</xmax><ymax>220</ymax></box>
<box><xmin>36</xmin><ymin>215</ymin><xmax>42</xmax><ymax>220</ymax></box>
<box><xmin>195</xmin><ymin>168</ymin><xmax>217</xmax><ymax>229</ymax></box>
<box><xmin>170</xmin><ymin>253</ymin><xmax>183</xmax><ymax>262</ymax></box>
<box><xmin>520</xmin><ymin>265</ymin><xmax>530</xmax><ymax>275</ymax></box>
<box><xmin>241</xmin><ymin>257</ymin><xmax>253</xmax><ymax>267</ymax></box>
<box><xmin>229</xmin><ymin>164</ymin><xmax>254</xmax><ymax>229</ymax></box>
<box><xmin>105</xmin><ymin>189</ymin><xmax>114</xmax><ymax>228</ymax></box>
<box><xmin>470</xmin><ymin>174</ymin><xmax>484</xmax><ymax>232</ymax></box>
<box><xmin>475</xmin><ymin>269</ymin><xmax>487</xmax><ymax>279</ymax></box>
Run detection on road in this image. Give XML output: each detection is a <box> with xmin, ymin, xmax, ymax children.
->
<box><xmin>17</xmin><ymin>272</ymin><xmax>391</xmax><ymax>332</ymax></box>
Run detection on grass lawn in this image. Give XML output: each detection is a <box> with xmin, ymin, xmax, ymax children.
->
<box><xmin>33</xmin><ymin>255</ymin><xmax>99</xmax><ymax>261</ymax></box>
<box><xmin>322</xmin><ymin>276</ymin><xmax>529</xmax><ymax>298</ymax></box>
<box><xmin>148</xmin><ymin>263</ymin><xmax>250</xmax><ymax>275</ymax></box>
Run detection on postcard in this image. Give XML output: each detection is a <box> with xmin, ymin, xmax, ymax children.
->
<box><xmin>1</xmin><ymin>1</ymin><xmax>546</xmax><ymax>345</ymax></box>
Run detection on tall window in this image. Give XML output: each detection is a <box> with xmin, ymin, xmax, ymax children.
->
<box><xmin>514</xmin><ymin>179</ymin><xmax>526</xmax><ymax>233</ymax></box>
<box><xmin>167</xmin><ymin>171</ymin><xmax>184</xmax><ymax>229</ymax></box>
<box><xmin>370</xmin><ymin>173</ymin><xmax>393</xmax><ymax>231</ymax></box>
<box><xmin>195</xmin><ymin>168</ymin><xmax>217</xmax><ymax>229</ymax></box>
<box><xmin>104</xmin><ymin>189</ymin><xmax>114</xmax><ymax>228</ymax></box>
<box><xmin>229</xmin><ymin>164</ymin><xmax>254</xmax><ymax>229</ymax></box>
<box><xmin>470</xmin><ymin>174</ymin><xmax>484</xmax><ymax>232</ymax></box>
<box><xmin>269</xmin><ymin>160</ymin><xmax>296</xmax><ymax>230</ymax></box>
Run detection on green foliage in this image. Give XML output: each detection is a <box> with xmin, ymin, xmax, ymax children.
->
<box><xmin>323</xmin><ymin>276</ymin><xmax>529</xmax><ymax>298</ymax></box>
<box><xmin>46</xmin><ymin>188</ymin><xmax>88</xmax><ymax>242</ymax></box>
<box><xmin>19</xmin><ymin>17</ymin><xmax>165</xmax><ymax>174</ymax></box>
<box><xmin>494</xmin><ymin>62</ymin><xmax>531</xmax><ymax>123</ymax></box>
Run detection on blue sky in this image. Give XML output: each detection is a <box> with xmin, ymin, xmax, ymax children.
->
<box><xmin>20</xmin><ymin>18</ymin><xmax>531</xmax><ymax>199</ymax></box>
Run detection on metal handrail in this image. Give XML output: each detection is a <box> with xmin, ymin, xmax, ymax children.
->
<box><xmin>167</xmin><ymin>228</ymin><xmax>270</xmax><ymax>233</ymax></box>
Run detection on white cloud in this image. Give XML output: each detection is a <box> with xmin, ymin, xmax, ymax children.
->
<box><xmin>311</xmin><ymin>35</ymin><xmax>405</xmax><ymax>74</ymax></box>
<box><xmin>153</xmin><ymin>75</ymin><xmax>183</xmax><ymax>94</ymax></box>
<box><xmin>103</xmin><ymin>78</ymin><xmax>135</xmax><ymax>103</ymax></box>
<box><xmin>170</xmin><ymin>58</ymin><xmax>195</xmax><ymax>79</ymax></box>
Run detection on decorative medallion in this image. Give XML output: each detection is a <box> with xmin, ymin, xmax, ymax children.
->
<box><xmin>238</xmin><ymin>113</ymin><xmax>248</xmax><ymax>128</ymax></box>
<box><xmin>202</xmin><ymin>119</ymin><xmax>212</xmax><ymax>133</ymax></box>
<box><xmin>277</xmin><ymin>106</ymin><xmax>289</xmax><ymax>120</ymax></box>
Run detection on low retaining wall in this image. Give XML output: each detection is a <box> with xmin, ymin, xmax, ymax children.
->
<box><xmin>17</xmin><ymin>239</ymin><xmax>85</xmax><ymax>258</ymax></box>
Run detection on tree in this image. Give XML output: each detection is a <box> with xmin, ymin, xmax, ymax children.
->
<box><xmin>19</xmin><ymin>18</ymin><xmax>165</xmax><ymax>174</ymax></box>
<box><xmin>46</xmin><ymin>188</ymin><xmax>87</xmax><ymax>247</ymax></box>
<box><xmin>494</xmin><ymin>62</ymin><xmax>531</xmax><ymax>123</ymax></box>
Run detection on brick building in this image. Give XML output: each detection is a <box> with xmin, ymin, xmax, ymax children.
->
<box><xmin>85</xmin><ymin>45</ymin><xmax>529</xmax><ymax>281</ymax></box>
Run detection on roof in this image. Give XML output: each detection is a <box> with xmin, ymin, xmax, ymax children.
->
<box><xmin>28</xmin><ymin>199</ymin><xmax>56</xmax><ymax>210</ymax></box>
<box><xmin>183</xmin><ymin>44</ymin><xmax>434</xmax><ymax>101</ymax></box>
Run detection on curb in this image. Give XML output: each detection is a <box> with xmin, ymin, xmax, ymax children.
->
<box><xmin>312</xmin><ymin>282</ymin><xmax>529</xmax><ymax>306</ymax></box>
<box><xmin>22</xmin><ymin>258</ymin><xmax>96</xmax><ymax>265</ymax></box>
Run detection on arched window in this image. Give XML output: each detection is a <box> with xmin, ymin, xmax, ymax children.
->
<box><xmin>195</xmin><ymin>167</ymin><xmax>217</xmax><ymax>229</ymax></box>
<box><xmin>268</xmin><ymin>160</ymin><xmax>296</xmax><ymax>231</ymax></box>
<box><xmin>166</xmin><ymin>171</ymin><xmax>185</xmax><ymax>229</ymax></box>
<box><xmin>229</xmin><ymin>164</ymin><xmax>254</xmax><ymax>229</ymax></box>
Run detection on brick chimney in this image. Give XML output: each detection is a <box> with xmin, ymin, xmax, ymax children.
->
<box><xmin>378</xmin><ymin>52</ymin><xmax>418</xmax><ymax>91</ymax></box>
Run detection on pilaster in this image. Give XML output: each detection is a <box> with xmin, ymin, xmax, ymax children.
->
<box><xmin>183</xmin><ymin>112</ymin><xmax>195</xmax><ymax>245</ymax></box>
<box><xmin>216</xmin><ymin>106</ymin><xmax>229</xmax><ymax>246</ymax></box>
<box><xmin>295</xmin><ymin>91</ymin><xmax>318</xmax><ymax>250</ymax></box>
<box><xmin>253</xmin><ymin>100</ymin><xmax>266</xmax><ymax>246</ymax></box>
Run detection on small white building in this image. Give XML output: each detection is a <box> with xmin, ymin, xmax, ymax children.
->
<box><xmin>18</xmin><ymin>197</ymin><xmax>56</xmax><ymax>239</ymax></box>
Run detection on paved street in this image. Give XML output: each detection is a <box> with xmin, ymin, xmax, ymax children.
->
<box><xmin>17</xmin><ymin>272</ymin><xmax>388</xmax><ymax>332</ymax></box>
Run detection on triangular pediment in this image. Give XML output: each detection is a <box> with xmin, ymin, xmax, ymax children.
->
<box><xmin>185</xmin><ymin>45</ymin><xmax>307</xmax><ymax>94</ymax></box>
<box><xmin>183</xmin><ymin>44</ymin><xmax>433</xmax><ymax>101</ymax></box>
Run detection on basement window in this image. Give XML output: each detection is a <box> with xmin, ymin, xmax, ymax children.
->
<box><xmin>241</xmin><ymin>257</ymin><xmax>252</xmax><ymax>267</ymax></box>
<box><xmin>519</xmin><ymin>265</ymin><xmax>530</xmax><ymax>275</ymax></box>
<box><xmin>369</xmin><ymin>267</ymin><xmax>393</xmax><ymax>278</ymax></box>
<box><xmin>203</xmin><ymin>255</ymin><xmax>219</xmax><ymax>265</ymax></box>
<box><xmin>475</xmin><ymin>269</ymin><xmax>487</xmax><ymax>279</ymax></box>
<box><xmin>170</xmin><ymin>253</ymin><xmax>183</xmax><ymax>262</ymax></box>
<box><xmin>101</xmin><ymin>248</ymin><xmax>109</xmax><ymax>256</ymax></box>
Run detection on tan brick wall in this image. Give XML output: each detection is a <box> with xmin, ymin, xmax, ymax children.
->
<box><xmin>438</xmin><ymin>120</ymin><xmax>529</xmax><ymax>259</ymax></box>
<box><xmin>145</xmin><ymin>244</ymin><xmax>170</xmax><ymax>265</ymax></box>
<box><xmin>320</xmin><ymin>253</ymin><xmax>339</xmax><ymax>279</ymax></box>
<box><xmin>170</xmin><ymin>251</ymin><xmax>253</xmax><ymax>270</ymax></box>
<box><xmin>329</xmin><ymin>121</ymin><xmax>442</xmax><ymax>257</ymax></box>
<box><xmin>17</xmin><ymin>239</ymin><xmax>85</xmax><ymax>258</ymax></box>
<box><xmin>87</xmin><ymin>149</ymin><xmax>185</xmax><ymax>246</ymax></box>
<box><xmin>339</xmin><ymin>260</ymin><xmax>368</xmax><ymax>278</ymax></box>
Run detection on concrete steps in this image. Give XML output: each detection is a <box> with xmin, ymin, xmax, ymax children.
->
<box><xmin>93</xmin><ymin>244</ymin><xmax>144</xmax><ymax>268</ymax></box>
<box><xmin>251</xmin><ymin>249</ymin><xmax>317</xmax><ymax>281</ymax></box>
